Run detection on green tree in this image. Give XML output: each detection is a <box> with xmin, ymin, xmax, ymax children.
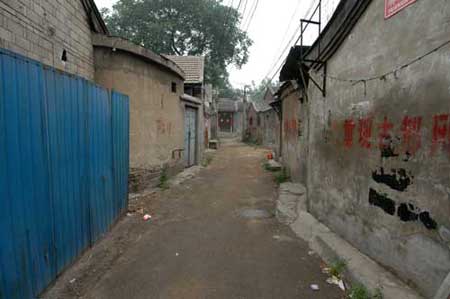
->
<box><xmin>101</xmin><ymin>0</ymin><xmax>252</xmax><ymax>95</ymax></box>
<box><xmin>247</xmin><ymin>79</ymin><xmax>278</xmax><ymax>102</ymax></box>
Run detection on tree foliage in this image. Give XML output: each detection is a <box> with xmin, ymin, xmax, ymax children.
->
<box><xmin>247</xmin><ymin>79</ymin><xmax>278</xmax><ymax>102</ymax></box>
<box><xmin>101</xmin><ymin>0</ymin><xmax>252</xmax><ymax>95</ymax></box>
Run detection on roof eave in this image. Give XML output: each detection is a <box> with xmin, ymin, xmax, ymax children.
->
<box><xmin>305</xmin><ymin>0</ymin><xmax>373</xmax><ymax>69</ymax></box>
<box><xmin>92</xmin><ymin>34</ymin><xmax>185</xmax><ymax>80</ymax></box>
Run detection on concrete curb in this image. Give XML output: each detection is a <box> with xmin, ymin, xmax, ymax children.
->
<box><xmin>277</xmin><ymin>183</ymin><xmax>424</xmax><ymax>299</ymax></box>
<box><xmin>434</xmin><ymin>272</ymin><xmax>450</xmax><ymax>299</ymax></box>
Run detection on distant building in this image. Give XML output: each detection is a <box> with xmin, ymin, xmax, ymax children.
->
<box><xmin>166</xmin><ymin>55</ymin><xmax>205</xmax><ymax>99</ymax></box>
<box><xmin>245</xmin><ymin>88</ymin><xmax>281</xmax><ymax>154</ymax></box>
<box><xmin>217</xmin><ymin>98</ymin><xmax>244</xmax><ymax>139</ymax></box>
<box><xmin>166</xmin><ymin>55</ymin><xmax>207</xmax><ymax>163</ymax></box>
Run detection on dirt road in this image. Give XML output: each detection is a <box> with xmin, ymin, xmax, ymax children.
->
<box><xmin>43</xmin><ymin>142</ymin><xmax>341</xmax><ymax>299</ymax></box>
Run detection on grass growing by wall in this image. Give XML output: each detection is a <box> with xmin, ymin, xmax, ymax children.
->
<box><xmin>158</xmin><ymin>166</ymin><xmax>169</xmax><ymax>190</ymax></box>
<box><xmin>202</xmin><ymin>155</ymin><xmax>213</xmax><ymax>167</ymax></box>
<box><xmin>274</xmin><ymin>168</ymin><xmax>290</xmax><ymax>184</ymax></box>
<box><xmin>347</xmin><ymin>284</ymin><xmax>383</xmax><ymax>299</ymax></box>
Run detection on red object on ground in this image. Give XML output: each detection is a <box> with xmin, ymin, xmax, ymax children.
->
<box><xmin>267</xmin><ymin>153</ymin><xmax>273</xmax><ymax>160</ymax></box>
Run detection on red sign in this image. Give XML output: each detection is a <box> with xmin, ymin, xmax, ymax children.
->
<box><xmin>385</xmin><ymin>0</ymin><xmax>416</xmax><ymax>19</ymax></box>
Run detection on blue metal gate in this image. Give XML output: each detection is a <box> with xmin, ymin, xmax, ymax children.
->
<box><xmin>184</xmin><ymin>107</ymin><xmax>197</xmax><ymax>167</ymax></box>
<box><xmin>0</xmin><ymin>49</ymin><xmax>129</xmax><ymax>299</ymax></box>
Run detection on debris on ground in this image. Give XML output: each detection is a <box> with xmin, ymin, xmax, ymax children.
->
<box><xmin>322</xmin><ymin>260</ymin><xmax>347</xmax><ymax>291</ymax></box>
<box><xmin>326</xmin><ymin>276</ymin><xmax>346</xmax><ymax>291</ymax></box>
<box><xmin>310</xmin><ymin>284</ymin><xmax>320</xmax><ymax>291</ymax></box>
<box><xmin>69</xmin><ymin>278</ymin><xmax>76</xmax><ymax>284</ymax></box>
<box><xmin>143</xmin><ymin>214</ymin><xmax>152</xmax><ymax>221</ymax></box>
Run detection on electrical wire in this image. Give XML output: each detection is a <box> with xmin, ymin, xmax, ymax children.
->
<box><xmin>242</xmin><ymin>0</ymin><xmax>258</xmax><ymax>31</ymax></box>
<box><xmin>264</xmin><ymin>0</ymin><xmax>319</xmax><ymax>82</ymax></box>
<box><xmin>316</xmin><ymin>39</ymin><xmax>450</xmax><ymax>84</ymax></box>
<box><xmin>244</xmin><ymin>0</ymin><xmax>260</xmax><ymax>32</ymax></box>
<box><xmin>241</xmin><ymin>0</ymin><xmax>249</xmax><ymax>22</ymax></box>
<box><xmin>270</xmin><ymin>0</ymin><xmax>302</xmax><ymax>63</ymax></box>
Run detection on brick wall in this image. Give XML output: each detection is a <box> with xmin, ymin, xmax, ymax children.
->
<box><xmin>0</xmin><ymin>0</ymin><xmax>95</xmax><ymax>79</ymax></box>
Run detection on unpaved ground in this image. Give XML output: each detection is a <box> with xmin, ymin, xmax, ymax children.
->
<box><xmin>43</xmin><ymin>142</ymin><xmax>343</xmax><ymax>299</ymax></box>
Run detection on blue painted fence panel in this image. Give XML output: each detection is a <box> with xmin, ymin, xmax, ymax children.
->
<box><xmin>112</xmin><ymin>92</ymin><xmax>130</xmax><ymax>218</ymax></box>
<box><xmin>0</xmin><ymin>49</ymin><xmax>129</xmax><ymax>299</ymax></box>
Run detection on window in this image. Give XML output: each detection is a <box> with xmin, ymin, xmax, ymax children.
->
<box><xmin>249</xmin><ymin>117</ymin><xmax>253</xmax><ymax>126</ymax></box>
<box><xmin>61</xmin><ymin>49</ymin><xmax>67</xmax><ymax>62</ymax></box>
<box><xmin>171</xmin><ymin>82</ymin><xmax>177</xmax><ymax>93</ymax></box>
<box><xmin>257</xmin><ymin>114</ymin><xmax>261</xmax><ymax>126</ymax></box>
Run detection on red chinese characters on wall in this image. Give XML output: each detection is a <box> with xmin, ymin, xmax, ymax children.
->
<box><xmin>378</xmin><ymin>117</ymin><xmax>394</xmax><ymax>150</ymax></box>
<box><xmin>401</xmin><ymin>116</ymin><xmax>422</xmax><ymax>155</ymax></box>
<box><xmin>342</xmin><ymin>114</ymin><xmax>450</xmax><ymax>156</ymax></box>
<box><xmin>358</xmin><ymin>118</ymin><xmax>373</xmax><ymax>149</ymax></box>
<box><xmin>344</xmin><ymin>119</ymin><xmax>356</xmax><ymax>148</ymax></box>
<box><xmin>431</xmin><ymin>114</ymin><xmax>449</xmax><ymax>154</ymax></box>
<box><xmin>385</xmin><ymin>0</ymin><xmax>416</xmax><ymax>19</ymax></box>
<box><xmin>156</xmin><ymin>119</ymin><xmax>173</xmax><ymax>136</ymax></box>
<box><xmin>284</xmin><ymin>119</ymin><xmax>298</xmax><ymax>137</ymax></box>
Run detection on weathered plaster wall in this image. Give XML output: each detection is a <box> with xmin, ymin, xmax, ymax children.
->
<box><xmin>246</xmin><ymin>105</ymin><xmax>262</xmax><ymax>143</ymax></box>
<box><xmin>233</xmin><ymin>111</ymin><xmax>244</xmax><ymax>136</ymax></box>
<box><xmin>261</xmin><ymin>110</ymin><xmax>281</xmax><ymax>156</ymax></box>
<box><xmin>306</xmin><ymin>1</ymin><xmax>450</xmax><ymax>296</ymax></box>
<box><xmin>281</xmin><ymin>84</ymin><xmax>302</xmax><ymax>182</ymax></box>
<box><xmin>94</xmin><ymin>47</ymin><xmax>185</xmax><ymax>188</ymax></box>
<box><xmin>0</xmin><ymin>0</ymin><xmax>96</xmax><ymax>79</ymax></box>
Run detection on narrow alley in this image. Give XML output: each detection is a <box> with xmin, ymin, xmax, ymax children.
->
<box><xmin>2</xmin><ymin>1</ymin><xmax>449</xmax><ymax>298</ymax></box>
<box><xmin>44</xmin><ymin>142</ymin><xmax>340</xmax><ymax>299</ymax></box>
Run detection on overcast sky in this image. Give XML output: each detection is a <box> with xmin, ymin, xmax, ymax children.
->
<box><xmin>94</xmin><ymin>0</ymin><xmax>338</xmax><ymax>89</ymax></box>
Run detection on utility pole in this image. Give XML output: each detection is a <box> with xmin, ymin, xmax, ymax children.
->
<box><xmin>242</xmin><ymin>85</ymin><xmax>250</xmax><ymax>141</ymax></box>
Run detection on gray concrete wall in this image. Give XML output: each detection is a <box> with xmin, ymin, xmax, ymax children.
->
<box><xmin>306</xmin><ymin>1</ymin><xmax>450</xmax><ymax>297</ymax></box>
<box><xmin>281</xmin><ymin>83</ymin><xmax>303</xmax><ymax>183</ymax></box>
<box><xmin>0</xmin><ymin>0</ymin><xmax>96</xmax><ymax>79</ymax></box>
<box><xmin>94</xmin><ymin>46</ymin><xmax>186</xmax><ymax>190</ymax></box>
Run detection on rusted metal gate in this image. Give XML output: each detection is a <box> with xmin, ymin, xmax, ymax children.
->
<box><xmin>184</xmin><ymin>107</ymin><xmax>197</xmax><ymax>167</ymax></box>
<box><xmin>0</xmin><ymin>49</ymin><xmax>129</xmax><ymax>299</ymax></box>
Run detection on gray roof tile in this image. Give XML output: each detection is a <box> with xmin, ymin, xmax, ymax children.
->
<box><xmin>166</xmin><ymin>55</ymin><xmax>205</xmax><ymax>84</ymax></box>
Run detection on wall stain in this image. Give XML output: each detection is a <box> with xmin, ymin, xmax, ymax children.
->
<box><xmin>372</xmin><ymin>168</ymin><xmax>413</xmax><ymax>192</ymax></box>
<box><xmin>381</xmin><ymin>146</ymin><xmax>399</xmax><ymax>158</ymax></box>
<box><xmin>369</xmin><ymin>188</ymin><xmax>396</xmax><ymax>215</ymax></box>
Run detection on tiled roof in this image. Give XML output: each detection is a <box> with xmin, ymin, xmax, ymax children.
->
<box><xmin>218</xmin><ymin>98</ymin><xmax>238</xmax><ymax>112</ymax></box>
<box><xmin>166</xmin><ymin>55</ymin><xmax>205</xmax><ymax>84</ymax></box>
<box><xmin>252</xmin><ymin>100</ymin><xmax>272</xmax><ymax>113</ymax></box>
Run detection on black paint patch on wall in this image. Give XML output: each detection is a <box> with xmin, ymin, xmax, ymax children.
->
<box><xmin>372</xmin><ymin>168</ymin><xmax>413</xmax><ymax>192</ymax></box>
<box><xmin>397</xmin><ymin>203</ymin><xmax>419</xmax><ymax>222</ymax></box>
<box><xmin>369</xmin><ymin>188</ymin><xmax>396</xmax><ymax>215</ymax></box>
<box><xmin>380</xmin><ymin>136</ymin><xmax>400</xmax><ymax>158</ymax></box>
<box><xmin>381</xmin><ymin>146</ymin><xmax>399</xmax><ymax>158</ymax></box>
<box><xmin>419</xmin><ymin>212</ymin><xmax>438</xmax><ymax>230</ymax></box>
